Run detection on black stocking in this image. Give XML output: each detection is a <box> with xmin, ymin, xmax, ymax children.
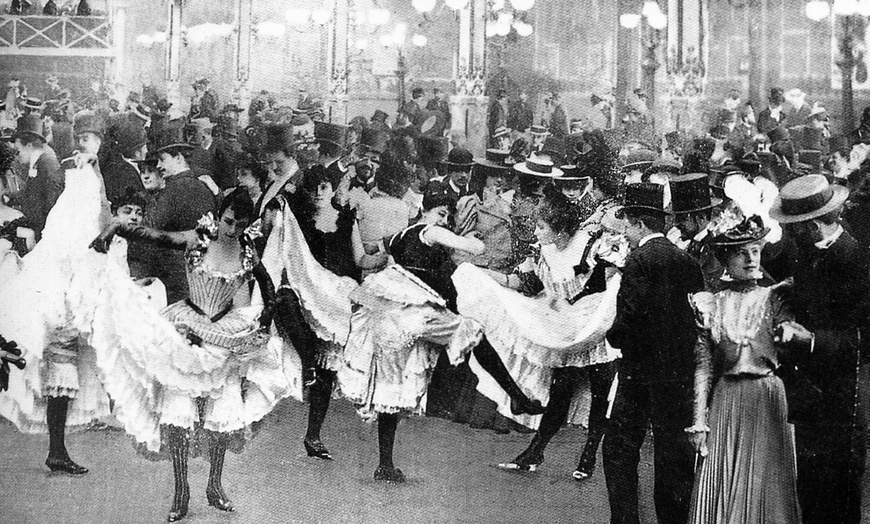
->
<box><xmin>46</xmin><ymin>396</ymin><xmax>70</xmax><ymax>460</ymax></box>
<box><xmin>273</xmin><ymin>287</ymin><xmax>318</xmax><ymax>374</ymax></box>
<box><xmin>578</xmin><ymin>361</ymin><xmax>616</xmax><ymax>470</ymax></box>
<box><xmin>472</xmin><ymin>337</ymin><xmax>542</xmax><ymax>414</ymax></box>
<box><xmin>167</xmin><ymin>426</ymin><xmax>190</xmax><ymax>515</ymax></box>
<box><xmin>529</xmin><ymin>367</ymin><xmax>582</xmax><ymax>455</ymax></box>
<box><xmin>207</xmin><ymin>436</ymin><xmax>228</xmax><ymax>498</ymax></box>
<box><xmin>377</xmin><ymin>413</ymin><xmax>400</xmax><ymax>469</ymax></box>
<box><xmin>306</xmin><ymin>369</ymin><xmax>335</xmax><ymax>442</ymax></box>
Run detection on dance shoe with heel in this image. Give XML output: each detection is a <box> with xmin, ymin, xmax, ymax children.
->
<box><xmin>45</xmin><ymin>457</ymin><xmax>88</xmax><ymax>475</ymax></box>
<box><xmin>509</xmin><ymin>397</ymin><xmax>546</xmax><ymax>417</ymax></box>
<box><xmin>373</xmin><ymin>465</ymin><xmax>406</xmax><ymax>483</ymax></box>
<box><xmin>303</xmin><ymin>438</ymin><xmax>333</xmax><ymax>460</ymax></box>
<box><xmin>167</xmin><ymin>487</ymin><xmax>189</xmax><ymax>522</ymax></box>
<box><xmin>572</xmin><ymin>456</ymin><xmax>595</xmax><ymax>481</ymax></box>
<box><xmin>497</xmin><ymin>447</ymin><xmax>544</xmax><ymax>472</ymax></box>
<box><xmin>206</xmin><ymin>486</ymin><xmax>235</xmax><ymax>513</ymax></box>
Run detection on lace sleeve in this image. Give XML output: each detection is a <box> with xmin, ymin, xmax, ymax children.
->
<box><xmin>689</xmin><ymin>291</ymin><xmax>715</xmax><ymax>429</ymax></box>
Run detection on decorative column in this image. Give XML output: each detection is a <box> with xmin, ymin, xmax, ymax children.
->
<box><xmin>837</xmin><ymin>14</ymin><xmax>858</xmax><ymax>138</ymax></box>
<box><xmin>234</xmin><ymin>0</ymin><xmax>252</xmax><ymax>127</ymax></box>
<box><xmin>112</xmin><ymin>1</ymin><xmax>127</xmax><ymax>99</ymax></box>
<box><xmin>165</xmin><ymin>0</ymin><xmax>184</xmax><ymax>108</ymax></box>
<box><xmin>326</xmin><ymin>0</ymin><xmax>349</xmax><ymax>124</ymax></box>
<box><xmin>663</xmin><ymin>0</ymin><xmax>707</xmax><ymax>134</ymax></box>
<box><xmin>449</xmin><ymin>0</ymin><xmax>488</xmax><ymax>156</ymax></box>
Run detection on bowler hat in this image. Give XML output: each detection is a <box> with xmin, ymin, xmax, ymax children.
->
<box><xmin>314</xmin><ymin>121</ymin><xmax>349</xmax><ymax>150</ymax></box>
<box><xmin>443</xmin><ymin>147</ymin><xmax>475</xmax><ymax>170</ymax></box>
<box><xmin>73</xmin><ymin>110</ymin><xmax>105</xmax><ymax>138</ymax></box>
<box><xmin>670</xmin><ymin>173</ymin><xmax>722</xmax><ymax>214</ymax></box>
<box><xmin>14</xmin><ymin>114</ymin><xmax>46</xmax><ymax>142</ymax></box>
<box><xmin>619</xmin><ymin>182</ymin><xmax>669</xmax><ymax>215</ymax></box>
<box><xmin>359</xmin><ymin>128</ymin><xmax>389</xmax><ymax>155</ymax></box>
<box><xmin>769</xmin><ymin>174</ymin><xmax>849</xmax><ymax>223</ymax></box>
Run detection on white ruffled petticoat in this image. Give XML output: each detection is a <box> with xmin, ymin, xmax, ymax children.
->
<box><xmin>0</xmin><ymin>165</ymin><xmax>301</xmax><ymax>453</ymax></box>
<box><xmin>337</xmin><ymin>265</ymin><xmax>483</xmax><ymax>421</ymax></box>
<box><xmin>453</xmin><ymin>262</ymin><xmax>621</xmax><ymax>428</ymax></box>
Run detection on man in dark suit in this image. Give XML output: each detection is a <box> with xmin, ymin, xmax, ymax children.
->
<box><xmin>603</xmin><ymin>182</ymin><xmax>704</xmax><ymax>524</ymax></box>
<box><xmin>103</xmin><ymin>119</ymin><xmax>146</xmax><ymax>206</ymax></box>
<box><xmin>770</xmin><ymin>174</ymin><xmax>870</xmax><ymax>524</ymax></box>
<box><xmin>401</xmin><ymin>88</ymin><xmax>425</xmax><ymax>128</ymax></box>
<box><xmin>757</xmin><ymin>87</ymin><xmax>786</xmax><ymax>134</ymax></box>
<box><xmin>12</xmin><ymin>114</ymin><xmax>62</xmax><ymax>240</ymax></box>
<box><xmin>670</xmin><ymin>173</ymin><xmax>724</xmax><ymax>291</ymax></box>
<box><xmin>133</xmin><ymin>125</ymin><xmax>214</xmax><ymax>304</ymax></box>
<box><xmin>426</xmin><ymin>87</ymin><xmax>451</xmax><ymax>133</ymax></box>
<box><xmin>488</xmin><ymin>90</ymin><xmax>509</xmax><ymax>147</ymax></box>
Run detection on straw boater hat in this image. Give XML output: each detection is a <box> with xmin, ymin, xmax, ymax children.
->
<box><xmin>670</xmin><ymin>173</ymin><xmax>723</xmax><ymax>214</ymax></box>
<box><xmin>474</xmin><ymin>149</ymin><xmax>514</xmax><ymax>170</ymax></box>
<box><xmin>24</xmin><ymin>97</ymin><xmax>43</xmax><ymax>112</ymax></box>
<box><xmin>492</xmin><ymin>126</ymin><xmax>510</xmax><ymax>139</ymax></box>
<box><xmin>769</xmin><ymin>174</ymin><xmax>849</xmax><ymax>224</ymax></box>
<box><xmin>529</xmin><ymin>125</ymin><xmax>550</xmax><ymax>137</ymax></box>
<box><xmin>554</xmin><ymin>165</ymin><xmax>592</xmax><ymax>185</ymax></box>
<box><xmin>513</xmin><ymin>155</ymin><xmax>563</xmax><ymax>178</ymax></box>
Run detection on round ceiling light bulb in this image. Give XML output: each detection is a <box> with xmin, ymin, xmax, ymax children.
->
<box><xmin>805</xmin><ymin>0</ymin><xmax>831</xmax><ymax>20</ymax></box>
<box><xmin>412</xmin><ymin>0</ymin><xmax>437</xmax><ymax>13</ymax></box>
<box><xmin>412</xmin><ymin>34</ymin><xmax>428</xmax><ymax>46</ymax></box>
<box><xmin>620</xmin><ymin>13</ymin><xmax>641</xmax><ymax>28</ymax></box>
<box><xmin>445</xmin><ymin>0</ymin><xmax>469</xmax><ymax>9</ymax></box>
<box><xmin>510</xmin><ymin>0</ymin><xmax>535</xmax><ymax>11</ymax></box>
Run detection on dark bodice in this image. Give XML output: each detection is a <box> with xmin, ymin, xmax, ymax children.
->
<box><xmin>1</xmin><ymin>216</ymin><xmax>30</xmax><ymax>256</ymax></box>
<box><xmin>389</xmin><ymin>223</ymin><xmax>458</xmax><ymax>310</ymax></box>
<box><xmin>299</xmin><ymin>206</ymin><xmax>361</xmax><ymax>282</ymax></box>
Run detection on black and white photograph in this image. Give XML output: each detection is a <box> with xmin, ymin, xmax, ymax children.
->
<box><xmin>0</xmin><ymin>0</ymin><xmax>869</xmax><ymax>522</ymax></box>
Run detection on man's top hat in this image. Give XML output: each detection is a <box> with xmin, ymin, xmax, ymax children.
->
<box><xmin>514</xmin><ymin>155</ymin><xmax>563</xmax><ymax>178</ymax></box>
<box><xmin>359</xmin><ymin>128</ymin><xmax>389</xmax><ymax>155</ymax></box>
<box><xmin>73</xmin><ymin>110</ymin><xmax>105</xmax><ymax>138</ymax></box>
<box><xmin>371</xmin><ymin>109</ymin><xmax>389</xmax><ymax>124</ymax></box>
<box><xmin>621</xmin><ymin>149</ymin><xmax>658</xmax><ymax>172</ymax></box>
<box><xmin>154</xmin><ymin>119</ymin><xmax>193</xmax><ymax>154</ymax></box>
<box><xmin>767</xmin><ymin>125</ymin><xmax>790</xmax><ymax>144</ymax></box>
<box><xmin>115</xmin><ymin>120</ymin><xmax>148</xmax><ymax>154</ymax></box>
<box><xmin>670</xmin><ymin>173</ymin><xmax>723</xmax><ymax>214</ymax></box>
<box><xmin>540</xmin><ymin>136</ymin><xmax>566</xmax><ymax>165</ymax></box>
<box><xmin>190</xmin><ymin>117</ymin><xmax>214</xmax><ymax>130</ymax></box>
<box><xmin>133</xmin><ymin>152</ymin><xmax>160</xmax><ymax>169</ymax></box>
<box><xmin>314</xmin><ymin>121</ymin><xmax>349</xmax><ymax>151</ymax></box>
<box><xmin>192</xmin><ymin>77</ymin><xmax>209</xmax><ymax>88</ymax></box>
<box><xmin>14</xmin><ymin>114</ymin><xmax>46</xmax><ymax>142</ymax></box>
<box><xmin>769</xmin><ymin>174</ymin><xmax>849</xmax><ymax>224</ymax></box>
<box><xmin>443</xmin><ymin>146</ymin><xmax>475</xmax><ymax>171</ymax></box>
<box><xmin>620</xmin><ymin>182</ymin><xmax>668</xmax><ymax>215</ymax></box>
<box><xmin>263</xmin><ymin>123</ymin><xmax>297</xmax><ymax>154</ymax></box>
<box><xmin>644</xmin><ymin>158</ymin><xmax>682</xmax><ymax>178</ymax></box>
<box><xmin>417</xmin><ymin>136</ymin><xmax>448</xmax><ymax>167</ymax></box>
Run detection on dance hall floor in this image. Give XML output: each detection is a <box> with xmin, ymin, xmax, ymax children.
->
<box><xmin>3</xmin><ymin>397</ymin><xmax>867</xmax><ymax>523</ymax></box>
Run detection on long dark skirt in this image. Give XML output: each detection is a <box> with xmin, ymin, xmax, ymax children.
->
<box><xmin>689</xmin><ymin>374</ymin><xmax>801</xmax><ymax>524</ymax></box>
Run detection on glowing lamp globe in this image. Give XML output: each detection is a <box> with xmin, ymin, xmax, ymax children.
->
<box><xmin>412</xmin><ymin>34</ymin><xmax>428</xmax><ymax>47</ymax></box>
<box><xmin>620</xmin><ymin>13</ymin><xmax>641</xmax><ymax>29</ymax></box>
<box><xmin>412</xmin><ymin>0</ymin><xmax>437</xmax><ymax>13</ymax></box>
<box><xmin>445</xmin><ymin>0</ymin><xmax>469</xmax><ymax>9</ymax></box>
<box><xmin>510</xmin><ymin>0</ymin><xmax>535</xmax><ymax>11</ymax></box>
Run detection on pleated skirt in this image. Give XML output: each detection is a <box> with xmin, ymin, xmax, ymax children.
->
<box><xmin>689</xmin><ymin>374</ymin><xmax>802</xmax><ymax>524</ymax></box>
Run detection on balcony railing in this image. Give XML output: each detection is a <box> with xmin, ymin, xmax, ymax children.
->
<box><xmin>0</xmin><ymin>15</ymin><xmax>114</xmax><ymax>57</ymax></box>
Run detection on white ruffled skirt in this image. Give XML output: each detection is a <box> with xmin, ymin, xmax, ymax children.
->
<box><xmin>452</xmin><ymin>263</ymin><xmax>621</xmax><ymax>427</ymax></box>
<box><xmin>0</xmin><ymin>166</ymin><xmax>301</xmax><ymax>454</ymax></box>
<box><xmin>337</xmin><ymin>265</ymin><xmax>483</xmax><ymax>421</ymax></box>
